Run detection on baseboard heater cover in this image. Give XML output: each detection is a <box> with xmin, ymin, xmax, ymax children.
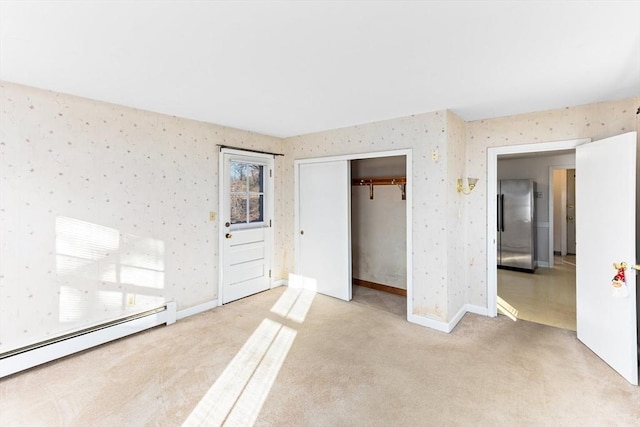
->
<box><xmin>0</xmin><ymin>301</ymin><xmax>176</xmax><ymax>378</ymax></box>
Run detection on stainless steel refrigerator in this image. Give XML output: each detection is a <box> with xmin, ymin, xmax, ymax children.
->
<box><xmin>497</xmin><ymin>179</ymin><xmax>537</xmax><ymax>272</ymax></box>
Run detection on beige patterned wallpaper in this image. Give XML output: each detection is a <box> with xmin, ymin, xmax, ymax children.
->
<box><xmin>0</xmin><ymin>82</ymin><xmax>284</xmax><ymax>351</ymax></box>
<box><xmin>445</xmin><ymin>111</ymin><xmax>467</xmax><ymax>318</ymax></box>
<box><xmin>2</xmin><ymin>79</ymin><xmax>637</xmax><ymax>347</ymax></box>
<box><xmin>465</xmin><ymin>96</ymin><xmax>640</xmax><ymax>308</ymax></box>
<box><xmin>283</xmin><ymin>111</ymin><xmax>462</xmax><ymax>321</ymax></box>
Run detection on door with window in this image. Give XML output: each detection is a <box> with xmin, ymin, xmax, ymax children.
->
<box><xmin>220</xmin><ymin>150</ymin><xmax>274</xmax><ymax>304</ymax></box>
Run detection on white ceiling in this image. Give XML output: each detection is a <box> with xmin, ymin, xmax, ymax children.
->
<box><xmin>1</xmin><ymin>1</ymin><xmax>638</xmax><ymax>138</ymax></box>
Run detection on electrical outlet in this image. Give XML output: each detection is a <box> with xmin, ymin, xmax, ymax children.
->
<box><xmin>126</xmin><ymin>294</ymin><xmax>136</xmax><ymax>306</ymax></box>
<box><xmin>209</xmin><ymin>211</ymin><xmax>216</xmax><ymax>221</ymax></box>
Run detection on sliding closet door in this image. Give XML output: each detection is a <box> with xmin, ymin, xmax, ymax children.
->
<box><xmin>296</xmin><ymin>160</ymin><xmax>351</xmax><ymax>301</ymax></box>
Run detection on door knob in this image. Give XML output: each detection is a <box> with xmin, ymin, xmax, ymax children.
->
<box><xmin>614</xmin><ymin>262</ymin><xmax>640</xmax><ymax>271</ymax></box>
<box><xmin>225</xmin><ymin>233</ymin><xmax>232</xmax><ymax>239</ymax></box>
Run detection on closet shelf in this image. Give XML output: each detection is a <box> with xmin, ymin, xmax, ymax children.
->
<box><xmin>351</xmin><ymin>176</ymin><xmax>406</xmax><ymax>200</ymax></box>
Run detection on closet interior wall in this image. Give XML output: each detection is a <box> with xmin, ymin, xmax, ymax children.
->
<box><xmin>351</xmin><ymin>156</ymin><xmax>407</xmax><ymax>292</ymax></box>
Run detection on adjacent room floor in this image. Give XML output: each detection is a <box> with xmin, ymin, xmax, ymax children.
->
<box><xmin>3</xmin><ymin>282</ymin><xmax>638</xmax><ymax>427</ymax></box>
<box><xmin>498</xmin><ymin>255</ymin><xmax>576</xmax><ymax>330</ymax></box>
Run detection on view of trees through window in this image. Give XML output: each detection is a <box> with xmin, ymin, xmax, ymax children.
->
<box><xmin>230</xmin><ymin>161</ymin><xmax>264</xmax><ymax>225</ymax></box>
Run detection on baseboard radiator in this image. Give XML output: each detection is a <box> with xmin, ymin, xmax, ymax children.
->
<box><xmin>0</xmin><ymin>301</ymin><xmax>176</xmax><ymax>378</ymax></box>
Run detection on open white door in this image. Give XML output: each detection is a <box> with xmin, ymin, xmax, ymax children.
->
<box><xmin>296</xmin><ymin>160</ymin><xmax>351</xmax><ymax>301</ymax></box>
<box><xmin>576</xmin><ymin>131</ymin><xmax>637</xmax><ymax>385</ymax></box>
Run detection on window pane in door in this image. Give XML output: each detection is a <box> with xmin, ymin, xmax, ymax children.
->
<box><xmin>248</xmin><ymin>165</ymin><xmax>264</xmax><ymax>192</ymax></box>
<box><xmin>230</xmin><ymin>195</ymin><xmax>247</xmax><ymax>224</ymax></box>
<box><xmin>249</xmin><ymin>195</ymin><xmax>264</xmax><ymax>223</ymax></box>
<box><xmin>230</xmin><ymin>162</ymin><xmax>247</xmax><ymax>192</ymax></box>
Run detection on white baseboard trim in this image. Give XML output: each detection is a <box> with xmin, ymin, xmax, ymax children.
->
<box><xmin>271</xmin><ymin>279</ymin><xmax>288</xmax><ymax>289</ymax></box>
<box><xmin>407</xmin><ymin>313</ymin><xmax>450</xmax><ymax>333</ymax></box>
<box><xmin>176</xmin><ymin>300</ymin><xmax>219</xmax><ymax>320</ymax></box>
<box><xmin>408</xmin><ymin>303</ymin><xmax>489</xmax><ymax>334</ymax></box>
<box><xmin>177</xmin><ymin>282</ymin><xmax>287</xmax><ymax>320</ymax></box>
<box><xmin>447</xmin><ymin>304</ymin><xmax>489</xmax><ymax>331</ymax></box>
<box><xmin>465</xmin><ymin>304</ymin><xmax>488</xmax><ymax>316</ymax></box>
<box><xmin>447</xmin><ymin>305</ymin><xmax>468</xmax><ymax>332</ymax></box>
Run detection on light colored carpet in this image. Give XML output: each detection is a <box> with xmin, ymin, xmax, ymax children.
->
<box><xmin>351</xmin><ymin>284</ymin><xmax>406</xmax><ymax>318</ymax></box>
<box><xmin>1</xmin><ymin>285</ymin><xmax>638</xmax><ymax>426</ymax></box>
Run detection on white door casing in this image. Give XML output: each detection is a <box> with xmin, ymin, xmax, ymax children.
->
<box><xmin>219</xmin><ymin>150</ymin><xmax>274</xmax><ymax>304</ymax></box>
<box><xmin>576</xmin><ymin>132</ymin><xmax>637</xmax><ymax>385</ymax></box>
<box><xmin>296</xmin><ymin>160</ymin><xmax>351</xmax><ymax>301</ymax></box>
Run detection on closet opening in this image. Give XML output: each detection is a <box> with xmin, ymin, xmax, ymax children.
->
<box><xmin>350</xmin><ymin>156</ymin><xmax>407</xmax><ymax>317</ymax></box>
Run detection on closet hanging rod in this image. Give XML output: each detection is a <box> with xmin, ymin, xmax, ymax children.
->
<box><xmin>351</xmin><ymin>177</ymin><xmax>406</xmax><ymax>186</ymax></box>
<box><xmin>352</xmin><ymin>176</ymin><xmax>406</xmax><ymax>200</ymax></box>
<box><xmin>217</xmin><ymin>144</ymin><xmax>284</xmax><ymax>157</ymax></box>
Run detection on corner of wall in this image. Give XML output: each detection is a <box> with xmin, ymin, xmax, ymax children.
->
<box><xmin>444</xmin><ymin>110</ymin><xmax>469</xmax><ymax>322</ymax></box>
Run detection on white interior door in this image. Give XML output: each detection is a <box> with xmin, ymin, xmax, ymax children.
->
<box><xmin>296</xmin><ymin>160</ymin><xmax>351</xmax><ymax>301</ymax></box>
<box><xmin>576</xmin><ymin>132</ymin><xmax>637</xmax><ymax>385</ymax></box>
<box><xmin>220</xmin><ymin>151</ymin><xmax>274</xmax><ymax>304</ymax></box>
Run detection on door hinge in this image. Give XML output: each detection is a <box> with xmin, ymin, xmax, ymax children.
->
<box><xmin>270</xmin><ymin>169</ymin><xmax>272</xmax><ymax>178</ymax></box>
<box><xmin>269</xmin><ymin>219</ymin><xmax>272</xmax><ymax>228</ymax></box>
<box><xmin>269</xmin><ymin>269</ymin><xmax>272</xmax><ymax>278</ymax></box>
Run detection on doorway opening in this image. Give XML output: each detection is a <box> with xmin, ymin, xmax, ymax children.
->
<box><xmin>487</xmin><ymin>133</ymin><xmax>638</xmax><ymax>385</ymax></box>
<box><xmin>295</xmin><ymin>149</ymin><xmax>412</xmax><ymax>320</ymax></box>
<box><xmin>350</xmin><ymin>156</ymin><xmax>407</xmax><ymax>318</ymax></box>
<box><xmin>495</xmin><ymin>153</ymin><xmax>577</xmax><ymax>330</ymax></box>
<box><xmin>486</xmin><ymin>138</ymin><xmax>588</xmax><ymax>320</ymax></box>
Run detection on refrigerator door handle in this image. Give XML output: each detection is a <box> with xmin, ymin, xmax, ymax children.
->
<box><xmin>500</xmin><ymin>194</ymin><xmax>505</xmax><ymax>232</ymax></box>
<box><xmin>497</xmin><ymin>194</ymin><xmax>500</xmax><ymax>232</ymax></box>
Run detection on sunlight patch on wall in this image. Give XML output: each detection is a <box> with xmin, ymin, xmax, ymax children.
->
<box><xmin>58</xmin><ymin>286</ymin><xmax>86</xmax><ymax>323</ymax></box>
<box><xmin>287</xmin><ymin>273</ymin><xmax>317</xmax><ymax>291</ymax></box>
<box><xmin>55</xmin><ymin>216</ymin><xmax>166</xmax><ymax>325</ymax></box>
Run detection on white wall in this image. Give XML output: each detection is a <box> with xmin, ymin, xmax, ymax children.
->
<box><xmin>351</xmin><ymin>157</ymin><xmax>406</xmax><ymax>289</ymax></box>
<box><xmin>0</xmin><ymin>82</ymin><xmax>284</xmax><ymax>351</ymax></box>
<box><xmin>497</xmin><ymin>152</ymin><xmax>575</xmax><ymax>265</ymax></box>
